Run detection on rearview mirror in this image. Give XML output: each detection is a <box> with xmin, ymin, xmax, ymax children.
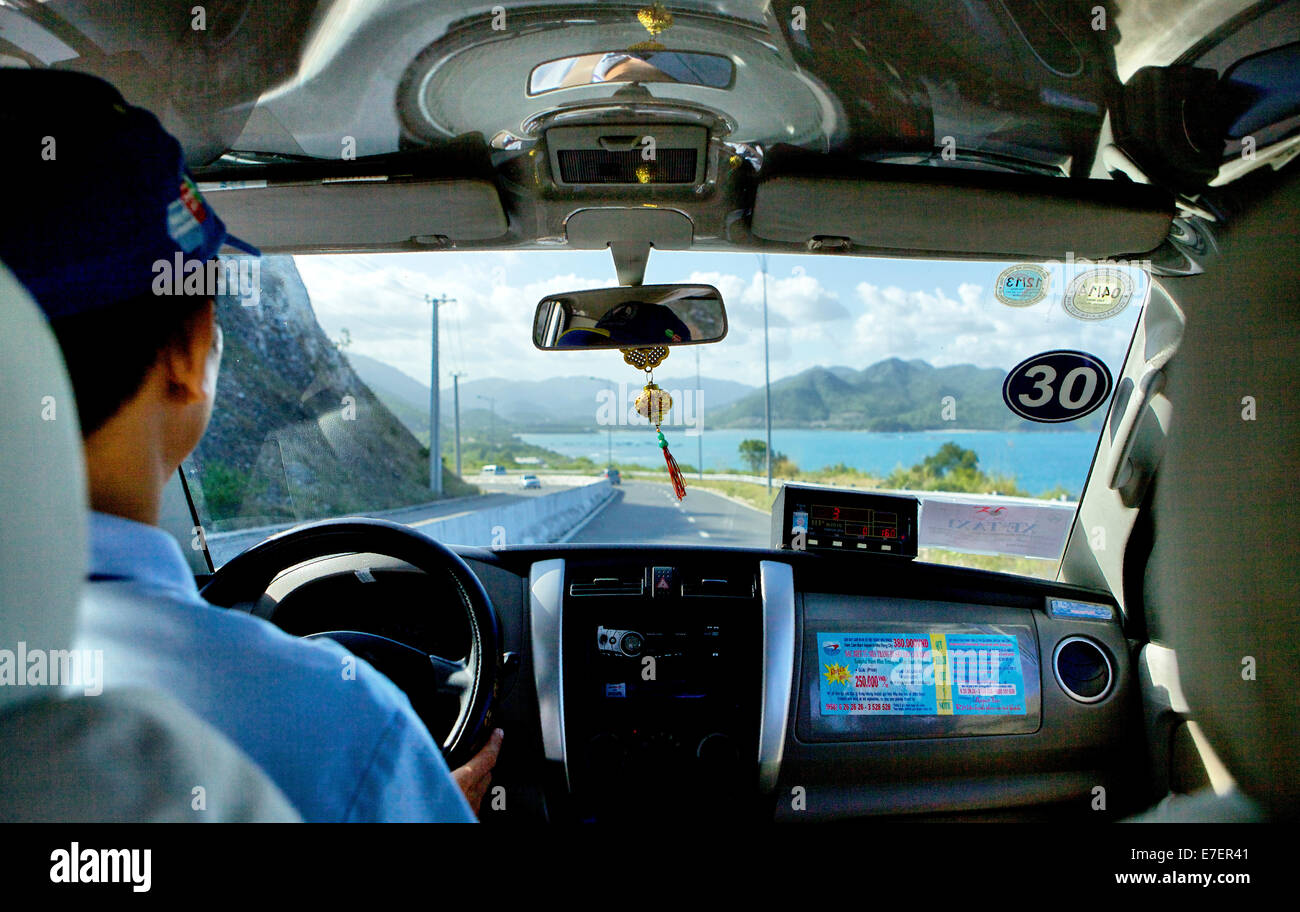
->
<box><xmin>528</xmin><ymin>51</ymin><xmax>735</xmax><ymax>95</ymax></box>
<box><xmin>533</xmin><ymin>284</ymin><xmax>728</xmax><ymax>350</ymax></box>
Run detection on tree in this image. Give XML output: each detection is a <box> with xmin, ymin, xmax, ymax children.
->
<box><xmin>739</xmin><ymin>439</ymin><xmax>791</xmax><ymax>475</ymax></box>
<box><xmin>922</xmin><ymin>441</ymin><xmax>978</xmax><ymax>477</ymax></box>
<box><xmin>738</xmin><ymin>438</ymin><xmax>767</xmax><ymax>474</ymax></box>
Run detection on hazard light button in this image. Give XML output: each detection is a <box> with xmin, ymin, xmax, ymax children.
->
<box><xmin>651</xmin><ymin>566</ymin><xmax>676</xmax><ymax>598</ymax></box>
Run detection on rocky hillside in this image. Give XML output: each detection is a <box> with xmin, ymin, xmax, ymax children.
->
<box><xmin>189</xmin><ymin>256</ymin><xmax>473</xmax><ymax>530</ymax></box>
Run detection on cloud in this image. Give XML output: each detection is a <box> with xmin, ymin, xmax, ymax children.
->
<box><xmin>851</xmin><ymin>279</ymin><xmax>1141</xmax><ymax>374</ymax></box>
<box><xmin>291</xmin><ymin>252</ymin><xmax>1144</xmax><ymax>390</ymax></box>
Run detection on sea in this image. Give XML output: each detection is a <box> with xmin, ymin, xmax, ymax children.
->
<box><xmin>517</xmin><ymin>428</ymin><xmax>1100</xmax><ymax>497</ymax></box>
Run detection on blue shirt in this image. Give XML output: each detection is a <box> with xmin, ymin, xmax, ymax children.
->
<box><xmin>74</xmin><ymin>512</ymin><xmax>475</xmax><ymax>823</ymax></box>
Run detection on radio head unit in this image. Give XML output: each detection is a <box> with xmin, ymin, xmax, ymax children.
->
<box><xmin>772</xmin><ymin>484</ymin><xmax>919</xmax><ymax>559</ymax></box>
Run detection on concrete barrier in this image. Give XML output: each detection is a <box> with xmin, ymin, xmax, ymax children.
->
<box><xmin>412</xmin><ymin>479</ymin><xmax>613</xmax><ymax>547</ymax></box>
<box><xmin>206</xmin><ymin>479</ymin><xmax>613</xmax><ymax>564</ymax></box>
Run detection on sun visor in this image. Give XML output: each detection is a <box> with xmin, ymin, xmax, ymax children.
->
<box><xmin>194</xmin><ymin>136</ymin><xmax>508</xmax><ymax>251</ymax></box>
<box><xmin>202</xmin><ymin>178</ymin><xmax>508</xmax><ymax>251</ymax></box>
<box><xmin>750</xmin><ymin>154</ymin><xmax>1174</xmax><ymax>260</ymax></box>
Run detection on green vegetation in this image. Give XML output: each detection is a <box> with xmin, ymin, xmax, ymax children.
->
<box><xmin>884</xmin><ymin>442</ymin><xmax>1032</xmax><ymax>497</ymax></box>
<box><xmin>737</xmin><ymin>438</ymin><xmax>799</xmax><ymax>476</ymax></box>
<box><xmin>198</xmin><ymin>461</ymin><xmax>267</xmax><ymax>523</ymax></box>
<box><xmin>687</xmin><ymin>477</ymin><xmax>781</xmax><ymax>512</ymax></box>
<box><xmin>917</xmin><ymin>547</ymin><xmax>1059</xmax><ymax>581</ymax></box>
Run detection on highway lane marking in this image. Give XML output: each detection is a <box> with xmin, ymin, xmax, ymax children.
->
<box><xmin>698</xmin><ymin>530</ymin><xmax>711</xmax><ymax>538</ymax></box>
<box><xmin>686</xmin><ymin>516</ymin><xmax>696</xmax><ymax>523</ymax></box>
<box><xmin>408</xmin><ymin>510</ymin><xmax>474</xmax><ymax>527</ymax></box>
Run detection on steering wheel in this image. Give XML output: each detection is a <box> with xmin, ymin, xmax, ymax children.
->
<box><xmin>200</xmin><ymin>517</ymin><xmax>500</xmax><ymax>769</ymax></box>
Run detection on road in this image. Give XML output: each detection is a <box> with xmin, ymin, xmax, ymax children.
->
<box><xmin>568</xmin><ymin>481</ymin><xmax>769</xmax><ymax>547</ymax></box>
<box><xmin>207</xmin><ymin>477</ymin><xmax>767</xmax><ymax>565</ymax></box>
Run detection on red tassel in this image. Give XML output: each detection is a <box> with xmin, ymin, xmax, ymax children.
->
<box><xmin>663</xmin><ymin>443</ymin><xmax>687</xmax><ymax>500</ymax></box>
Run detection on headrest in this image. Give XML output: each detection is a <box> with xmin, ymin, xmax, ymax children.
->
<box><xmin>0</xmin><ymin>263</ymin><xmax>89</xmax><ymax>712</ymax></box>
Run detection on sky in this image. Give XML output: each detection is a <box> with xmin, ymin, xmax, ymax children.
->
<box><xmin>293</xmin><ymin>249</ymin><xmax>1148</xmax><ymax>390</ymax></box>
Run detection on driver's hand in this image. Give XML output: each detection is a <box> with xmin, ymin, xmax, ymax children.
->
<box><xmin>452</xmin><ymin>728</ymin><xmax>503</xmax><ymax>818</ymax></box>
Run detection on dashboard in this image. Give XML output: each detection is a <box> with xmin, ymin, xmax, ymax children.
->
<box><xmin>266</xmin><ymin>540</ymin><xmax>1140</xmax><ymax>822</ymax></box>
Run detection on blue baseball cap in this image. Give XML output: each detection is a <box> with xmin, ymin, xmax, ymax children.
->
<box><xmin>0</xmin><ymin>69</ymin><xmax>257</xmax><ymax>320</ymax></box>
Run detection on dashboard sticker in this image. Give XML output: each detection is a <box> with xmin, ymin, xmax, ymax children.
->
<box><xmin>919</xmin><ymin>498</ymin><xmax>1074</xmax><ymax>560</ymax></box>
<box><xmin>1048</xmin><ymin>598</ymin><xmax>1113</xmax><ymax>621</ymax></box>
<box><xmin>1062</xmin><ymin>268</ymin><xmax>1134</xmax><ymax>321</ymax></box>
<box><xmin>817</xmin><ymin>632</ymin><xmax>1027</xmax><ymax>716</ymax></box>
<box><xmin>994</xmin><ymin>264</ymin><xmax>1050</xmax><ymax>307</ymax></box>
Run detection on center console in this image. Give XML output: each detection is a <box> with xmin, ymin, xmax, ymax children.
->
<box><xmin>533</xmin><ymin>557</ymin><xmax>766</xmax><ymax>820</ymax></box>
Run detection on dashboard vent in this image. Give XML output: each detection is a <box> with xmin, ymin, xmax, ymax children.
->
<box><xmin>569</xmin><ymin>575</ymin><xmax>645</xmax><ymax>597</ymax></box>
<box><xmin>682</xmin><ymin>574</ymin><xmax>756</xmax><ymax>598</ymax></box>
<box><xmin>1053</xmin><ymin>637</ymin><xmax>1113</xmax><ymax>703</ymax></box>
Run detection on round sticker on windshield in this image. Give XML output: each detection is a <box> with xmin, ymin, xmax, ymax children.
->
<box><xmin>995</xmin><ymin>264</ymin><xmax>1050</xmax><ymax>307</ymax></box>
<box><xmin>1003</xmin><ymin>350</ymin><xmax>1113</xmax><ymax>423</ymax></box>
<box><xmin>1063</xmin><ymin>268</ymin><xmax>1134</xmax><ymax>321</ymax></box>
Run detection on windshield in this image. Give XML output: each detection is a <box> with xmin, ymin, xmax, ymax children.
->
<box><xmin>185</xmin><ymin>250</ymin><xmax>1146</xmax><ymax>578</ymax></box>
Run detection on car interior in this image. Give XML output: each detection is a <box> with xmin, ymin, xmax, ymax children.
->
<box><xmin>1</xmin><ymin>0</ymin><xmax>1297</xmax><ymax>826</ymax></box>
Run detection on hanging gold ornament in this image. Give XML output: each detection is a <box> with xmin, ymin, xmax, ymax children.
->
<box><xmin>620</xmin><ymin>345</ymin><xmax>669</xmax><ymax>370</ymax></box>
<box><xmin>634</xmin><ymin>379</ymin><xmax>686</xmax><ymax>500</ymax></box>
<box><xmin>634</xmin><ymin>382</ymin><xmax>673</xmax><ymax>424</ymax></box>
<box><xmin>636</xmin><ymin>3</ymin><xmax>673</xmax><ymax>36</ymax></box>
<box><xmin>629</xmin><ymin>3</ymin><xmax>671</xmax><ymax>52</ymax></box>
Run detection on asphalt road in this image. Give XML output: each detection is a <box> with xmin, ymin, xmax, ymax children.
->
<box><xmin>207</xmin><ymin>477</ymin><xmax>765</xmax><ymax>565</ymax></box>
<box><xmin>568</xmin><ymin>481</ymin><xmax>770</xmax><ymax>547</ymax></box>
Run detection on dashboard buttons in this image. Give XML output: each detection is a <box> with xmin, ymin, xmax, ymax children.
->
<box><xmin>651</xmin><ymin>566</ymin><xmax>676</xmax><ymax>598</ymax></box>
<box><xmin>596</xmin><ymin>625</ymin><xmax>646</xmax><ymax>657</ymax></box>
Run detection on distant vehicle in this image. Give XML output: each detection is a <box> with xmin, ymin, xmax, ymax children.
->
<box><xmin>480</xmin><ymin>465</ymin><xmax>507</xmax><ymax>475</ymax></box>
<box><xmin>519</xmin><ymin>474</ymin><xmax>541</xmax><ymax>489</ymax></box>
<box><xmin>602</xmin><ymin>468</ymin><xmax>621</xmax><ymax>485</ymax></box>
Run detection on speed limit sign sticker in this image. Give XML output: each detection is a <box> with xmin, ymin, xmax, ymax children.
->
<box><xmin>1003</xmin><ymin>350</ymin><xmax>1114</xmax><ymax>423</ymax></box>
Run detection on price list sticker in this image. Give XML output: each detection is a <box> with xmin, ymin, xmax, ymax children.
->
<box><xmin>817</xmin><ymin>631</ymin><xmax>1027</xmax><ymax>716</ymax></box>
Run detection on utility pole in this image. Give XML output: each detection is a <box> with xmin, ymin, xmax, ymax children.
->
<box><xmin>695</xmin><ymin>346</ymin><xmax>703</xmax><ymax>480</ymax></box>
<box><xmin>477</xmin><ymin>395</ymin><xmax>496</xmax><ymax>446</ymax></box>
<box><xmin>758</xmin><ymin>254</ymin><xmax>772</xmax><ymax>492</ymax></box>
<box><xmin>424</xmin><ymin>292</ymin><xmax>456</xmax><ymax>495</ymax></box>
<box><xmin>451</xmin><ymin>372</ymin><xmax>465</xmax><ymax>478</ymax></box>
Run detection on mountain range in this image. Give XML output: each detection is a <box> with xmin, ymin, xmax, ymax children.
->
<box><xmin>348</xmin><ymin>353</ymin><xmax>1099</xmax><ymax>436</ymax></box>
<box><xmin>346</xmin><ymin>353</ymin><xmax>754</xmax><ymax>435</ymax></box>
<box><xmin>707</xmin><ymin>358</ymin><xmax>1082</xmax><ymax>431</ymax></box>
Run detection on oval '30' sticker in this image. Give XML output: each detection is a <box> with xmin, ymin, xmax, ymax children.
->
<box><xmin>995</xmin><ymin>264</ymin><xmax>1050</xmax><ymax>307</ymax></box>
<box><xmin>1003</xmin><ymin>350</ymin><xmax>1113</xmax><ymax>423</ymax></box>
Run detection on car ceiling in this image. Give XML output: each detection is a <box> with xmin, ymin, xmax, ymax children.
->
<box><xmin>3</xmin><ymin>0</ymin><xmax>1297</xmax><ymax>262</ymax></box>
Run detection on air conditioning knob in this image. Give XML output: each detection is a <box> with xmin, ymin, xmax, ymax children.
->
<box><xmin>696</xmin><ymin>733</ymin><xmax>738</xmax><ymax>769</ymax></box>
